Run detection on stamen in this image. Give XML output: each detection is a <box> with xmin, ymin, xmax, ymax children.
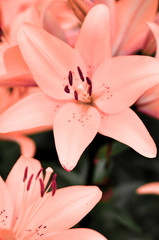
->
<box><xmin>27</xmin><ymin>174</ymin><xmax>34</xmax><ymax>191</ymax></box>
<box><xmin>0</xmin><ymin>27</ymin><xmax>3</xmax><ymax>42</ymax></box>
<box><xmin>68</xmin><ymin>71</ymin><xmax>73</xmax><ymax>86</ymax></box>
<box><xmin>88</xmin><ymin>85</ymin><xmax>92</xmax><ymax>96</ymax></box>
<box><xmin>36</xmin><ymin>168</ymin><xmax>43</xmax><ymax>180</ymax></box>
<box><xmin>74</xmin><ymin>90</ymin><xmax>78</xmax><ymax>101</ymax></box>
<box><xmin>64</xmin><ymin>85</ymin><xmax>70</xmax><ymax>93</ymax></box>
<box><xmin>51</xmin><ymin>174</ymin><xmax>57</xmax><ymax>196</ymax></box>
<box><xmin>23</xmin><ymin>166</ymin><xmax>28</xmax><ymax>182</ymax></box>
<box><xmin>77</xmin><ymin>66</ymin><xmax>84</xmax><ymax>82</ymax></box>
<box><xmin>39</xmin><ymin>178</ymin><xmax>45</xmax><ymax>197</ymax></box>
<box><xmin>86</xmin><ymin>77</ymin><xmax>92</xmax><ymax>86</ymax></box>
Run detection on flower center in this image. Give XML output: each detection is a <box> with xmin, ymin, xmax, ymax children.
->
<box><xmin>0</xmin><ymin>229</ymin><xmax>16</xmax><ymax>240</ymax></box>
<box><xmin>64</xmin><ymin>66</ymin><xmax>92</xmax><ymax>103</ymax></box>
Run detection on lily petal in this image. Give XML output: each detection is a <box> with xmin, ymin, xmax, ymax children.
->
<box><xmin>113</xmin><ymin>0</ymin><xmax>158</xmax><ymax>55</ymax></box>
<box><xmin>6</xmin><ymin>156</ymin><xmax>42</xmax><ymax>222</ymax></box>
<box><xmin>0</xmin><ymin>45</ymin><xmax>35</xmax><ymax>86</ymax></box>
<box><xmin>28</xmin><ymin>186</ymin><xmax>102</xmax><ymax>231</ymax></box>
<box><xmin>47</xmin><ymin>228</ymin><xmax>107</xmax><ymax>240</ymax></box>
<box><xmin>75</xmin><ymin>4</ymin><xmax>111</xmax><ymax>71</ymax></box>
<box><xmin>93</xmin><ymin>55</ymin><xmax>159</xmax><ymax>114</ymax></box>
<box><xmin>53</xmin><ymin>103</ymin><xmax>101</xmax><ymax>171</ymax></box>
<box><xmin>137</xmin><ymin>182</ymin><xmax>159</xmax><ymax>195</ymax></box>
<box><xmin>0</xmin><ymin>92</ymin><xmax>63</xmax><ymax>133</ymax></box>
<box><xmin>148</xmin><ymin>22</ymin><xmax>159</xmax><ymax>58</ymax></box>
<box><xmin>0</xmin><ymin>177</ymin><xmax>13</xmax><ymax>229</ymax></box>
<box><xmin>18</xmin><ymin>23</ymin><xmax>87</xmax><ymax>99</ymax></box>
<box><xmin>99</xmin><ymin>108</ymin><xmax>156</xmax><ymax>158</ymax></box>
<box><xmin>0</xmin><ymin>133</ymin><xmax>36</xmax><ymax>157</ymax></box>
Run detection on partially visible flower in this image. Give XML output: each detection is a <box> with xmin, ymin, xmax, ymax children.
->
<box><xmin>136</xmin><ymin>182</ymin><xmax>159</xmax><ymax>195</ymax></box>
<box><xmin>0</xmin><ymin>156</ymin><xmax>106</xmax><ymax>240</ymax></box>
<box><xmin>136</xmin><ymin>22</ymin><xmax>159</xmax><ymax>119</ymax></box>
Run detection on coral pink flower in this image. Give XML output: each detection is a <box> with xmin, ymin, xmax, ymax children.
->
<box><xmin>1</xmin><ymin>5</ymin><xmax>159</xmax><ymax>170</ymax></box>
<box><xmin>136</xmin><ymin>22</ymin><xmax>159</xmax><ymax>119</ymax></box>
<box><xmin>137</xmin><ymin>182</ymin><xmax>159</xmax><ymax>195</ymax></box>
<box><xmin>91</xmin><ymin>0</ymin><xmax>158</xmax><ymax>55</ymax></box>
<box><xmin>0</xmin><ymin>156</ymin><xmax>106</xmax><ymax>240</ymax></box>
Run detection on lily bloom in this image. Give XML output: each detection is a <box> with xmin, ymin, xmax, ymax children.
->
<box><xmin>136</xmin><ymin>22</ymin><xmax>159</xmax><ymax>119</ymax></box>
<box><xmin>0</xmin><ymin>155</ymin><xmax>106</xmax><ymax>240</ymax></box>
<box><xmin>1</xmin><ymin>5</ymin><xmax>159</xmax><ymax>170</ymax></box>
<box><xmin>136</xmin><ymin>182</ymin><xmax>159</xmax><ymax>195</ymax></box>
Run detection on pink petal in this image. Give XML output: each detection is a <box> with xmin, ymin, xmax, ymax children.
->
<box><xmin>93</xmin><ymin>55</ymin><xmax>159</xmax><ymax>114</ymax></box>
<box><xmin>0</xmin><ymin>45</ymin><xmax>35</xmax><ymax>86</ymax></box>
<box><xmin>53</xmin><ymin>103</ymin><xmax>101</xmax><ymax>171</ymax></box>
<box><xmin>47</xmin><ymin>228</ymin><xmax>107</xmax><ymax>240</ymax></box>
<box><xmin>0</xmin><ymin>177</ymin><xmax>13</xmax><ymax>229</ymax></box>
<box><xmin>28</xmin><ymin>186</ymin><xmax>102</xmax><ymax>232</ymax></box>
<box><xmin>6</xmin><ymin>156</ymin><xmax>42</xmax><ymax>222</ymax></box>
<box><xmin>18</xmin><ymin>23</ymin><xmax>87</xmax><ymax>99</ymax></box>
<box><xmin>75</xmin><ymin>4</ymin><xmax>111</xmax><ymax>71</ymax></box>
<box><xmin>148</xmin><ymin>22</ymin><xmax>159</xmax><ymax>58</ymax></box>
<box><xmin>113</xmin><ymin>0</ymin><xmax>158</xmax><ymax>55</ymax></box>
<box><xmin>99</xmin><ymin>108</ymin><xmax>157</xmax><ymax>158</ymax></box>
<box><xmin>0</xmin><ymin>133</ymin><xmax>36</xmax><ymax>157</ymax></box>
<box><xmin>137</xmin><ymin>182</ymin><xmax>159</xmax><ymax>195</ymax></box>
<box><xmin>0</xmin><ymin>92</ymin><xmax>63</xmax><ymax>133</ymax></box>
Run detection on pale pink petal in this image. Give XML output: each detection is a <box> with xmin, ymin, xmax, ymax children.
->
<box><xmin>0</xmin><ymin>177</ymin><xmax>13</xmax><ymax>229</ymax></box>
<box><xmin>47</xmin><ymin>228</ymin><xmax>107</xmax><ymax>240</ymax></box>
<box><xmin>0</xmin><ymin>133</ymin><xmax>36</xmax><ymax>157</ymax></box>
<box><xmin>53</xmin><ymin>103</ymin><xmax>101</xmax><ymax>171</ymax></box>
<box><xmin>27</xmin><ymin>186</ymin><xmax>102</xmax><ymax>232</ymax></box>
<box><xmin>113</xmin><ymin>0</ymin><xmax>158</xmax><ymax>55</ymax></box>
<box><xmin>93</xmin><ymin>56</ymin><xmax>159</xmax><ymax>114</ymax></box>
<box><xmin>136</xmin><ymin>84</ymin><xmax>159</xmax><ymax>119</ymax></box>
<box><xmin>75</xmin><ymin>4</ymin><xmax>111</xmax><ymax>71</ymax></box>
<box><xmin>148</xmin><ymin>22</ymin><xmax>159</xmax><ymax>58</ymax></box>
<box><xmin>0</xmin><ymin>92</ymin><xmax>64</xmax><ymax>133</ymax></box>
<box><xmin>137</xmin><ymin>182</ymin><xmax>159</xmax><ymax>195</ymax></box>
<box><xmin>18</xmin><ymin>23</ymin><xmax>87</xmax><ymax>99</ymax></box>
<box><xmin>6</xmin><ymin>156</ymin><xmax>42</xmax><ymax>222</ymax></box>
<box><xmin>99</xmin><ymin>108</ymin><xmax>156</xmax><ymax>158</ymax></box>
<box><xmin>0</xmin><ymin>45</ymin><xmax>35</xmax><ymax>86</ymax></box>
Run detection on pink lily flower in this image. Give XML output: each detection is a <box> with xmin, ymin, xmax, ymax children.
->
<box><xmin>136</xmin><ymin>182</ymin><xmax>159</xmax><ymax>195</ymax></box>
<box><xmin>1</xmin><ymin>5</ymin><xmax>159</xmax><ymax>171</ymax></box>
<box><xmin>136</xmin><ymin>22</ymin><xmax>159</xmax><ymax>119</ymax></box>
<box><xmin>0</xmin><ymin>155</ymin><xmax>106</xmax><ymax>240</ymax></box>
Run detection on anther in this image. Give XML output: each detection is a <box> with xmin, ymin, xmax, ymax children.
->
<box><xmin>39</xmin><ymin>178</ymin><xmax>45</xmax><ymax>197</ymax></box>
<box><xmin>68</xmin><ymin>71</ymin><xmax>73</xmax><ymax>86</ymax></box>
<box><xmin>51</xmin><ymin>174</ymin><xmax>57</xmax><ymax>196</ymax></box>
<box><xmin>74</xmin><ymin>90</ymin><xmax>78</xmax><ymax>101</ymax></box>
<box><xmin>86</xmin><ymin>77</ymin><xmax>92</xmax><ymax>86</ymax></box>
<box><xmin>27</xmin><ymin>174</ymin><xmax>34</xmax><ymax>191</ymax></box>
<box><xmin>36</xmin><ymin>168</ymin><xmax>43</xmax><ymax>180</ymax></box>
<box><xmin>77</xmin><ymin>66</ymin><xmax>84</xmax><ymax>82</ymax></box>
<box><xmin>23</xmin><ymin>166</ymin><xmax>28</xmax><ymax>182</ymax></box>
<box><xmin>64</xmin><ymin>85</ymin><xmax>70</xmax><ymax>93</ymax></box>
<box><xmin>88</xmin><ymin>85</ymin><xmax>92</xmax><ymax>96</ymax></box>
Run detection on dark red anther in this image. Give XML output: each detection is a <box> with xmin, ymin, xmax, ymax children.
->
<box><xmin>68</xmin><ymin>71</ymin><xmax>73</xmax><ymax>86</ymax></box>
<box><xmin>0</xmin><ymin>27</ymin><xmax>3</xmax><ymax>41</ymax></box>
<box><xmin>64</xmin><ymin>85</ymin><xmax>70</xmax><ymax>93</ymax></box>
<box><xmin>36</xmin><ymin>168</ymin><xmax>43</xmax><ymax>180</ymax></box>
<box><xmin>27</xmin><ymin>174</ymin><xmax>34</xmax><ymax>191</ymax></box>
<box><xmin>88</xmin><ymin>85</ymin><xmax>92</xmax><ymax>96</ymax></box>
<box><xmin>74</xmin><ymin>90</ymin><xmax>78</xmax><ymax>101</ymax></box>
<box><xmin>51</xmin><ymin>174</ymin><xmax>57</xmax><ymax>196</ymax></box>
<box><xmin>77</xmin><ymin>66</ymin><xmax>84</xmax><ymax>82</ymax></box>
<box><xmin>86</xmin><ymin>77</ymin><xmax>92</xmax><ymax>86</ymax></box>
<box><xmin>39</xmin><ymin>178</ymin><xmax>45</xmax><ymax>197</ymax></box>
<box><xmin>23</xmin><ymin>166</ymin><xmax>28</xmax><ymax>182</ymax></box>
